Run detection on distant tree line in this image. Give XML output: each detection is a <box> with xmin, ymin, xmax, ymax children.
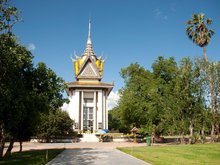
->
<box><xmin>109</xmin><ymin>13</ymin><xmax>220</xmax><ymax>144</ymax></box>
<box><xmin>0</xmin><ymin>0</ymin><xmax>73</xmax><ymax>158</ymax></box>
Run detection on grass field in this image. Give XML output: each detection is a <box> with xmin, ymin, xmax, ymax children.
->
<box><xmin>118</xmin><ymin>143</ymin><xmax>220</xmax><ymax>165</ymax></box>
<box><xmin>0</xmin><ymin>149</ymin><xmax>64</xmax><ymax>165</ymax></box>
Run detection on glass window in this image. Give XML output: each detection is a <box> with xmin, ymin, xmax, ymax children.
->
<box><xmin>75</xmin><ymin>123</ymin><xmax>78</xmax><ymax>129</ymax></box>
<box><xmin>98</xmin><ymin>123</ymin><xmax>102</xmax><ymax>129</ymax></box>
<box><xmin>84</xmin><ymin>92</ymin><xmax>94</xmax><ymax>103</ymax></box>
<box><xmin>89</xmin><ymin>114</ymin><xmax>93</xmax><ymax>120</ymax></box>
<box><xmin>89</xmin><ymin>108</ymin><xmax>93</xmax><ymax>113</ymax></box>
<box><xmin>84</xmin><ymin>92</ymin><xmax>94</xmax><ymax>98</ymax></box>
<box><xmin>83</xmin><ymin>107</ymin><xmax>94</xmax><ymax>131</ymax></box>
<box><xmin>84</xmin><ymin>98</ymin><xmax>93</xmax><ymax>103</ymax></box>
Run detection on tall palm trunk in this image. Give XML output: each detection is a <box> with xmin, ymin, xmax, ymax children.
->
<box><xmin>203</xmin><ymin>47</ymin><xmax>216</xmax><ymax>141</ymax></box>
<box><xmin>203</xmin><ymin>47</ymin><xmax>208</xmax><ymax>62</ymax></box>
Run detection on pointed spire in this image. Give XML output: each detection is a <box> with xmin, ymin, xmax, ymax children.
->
<box><xmin>87</xmin><ymin>18</ymin><xmax>92</xmax><ymax>45</ymax></box>
<box><xmin>83</xmin><ymin>18</ymin><xmax>96</xmax><ymax>57</ymax></box>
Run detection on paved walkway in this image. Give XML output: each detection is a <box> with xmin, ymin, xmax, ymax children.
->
<box><xmin>47</xmin><ymin>148</ymin><xmax>150</xmax><ymax>165</ymax></box>
<box><xmin>5</xmin><ymin>142</ymin><xmax>152</xmax><ymax>165</ymax></box>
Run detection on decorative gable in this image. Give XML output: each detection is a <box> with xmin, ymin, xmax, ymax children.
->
<box><xmin>81</xmin><ymin>62</ymin><xmax>98</xmax><ymax>77</ymax></box>
<box><xmin>76</xmin><ymin>57</ymin><xmax>101</xmax><ymax>80</ymax></box>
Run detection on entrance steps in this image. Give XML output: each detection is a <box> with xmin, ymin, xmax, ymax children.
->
<box><xmin>80</xmin><ymin>133</ymin><xmax>99</xmax><ymax>142</ymax></box>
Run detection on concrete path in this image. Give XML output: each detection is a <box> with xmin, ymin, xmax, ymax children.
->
<box><xmin>47</xmin><ymin>148</ymin><xmax>151</xmax><ymax>165</ymax></box>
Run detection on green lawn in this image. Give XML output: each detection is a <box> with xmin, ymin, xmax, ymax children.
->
<box><xmin>118</xmin><ymin>143</ymin><xmax>220</xmax><ymax>165</ymax></box>
<box><xmin>0</xmin><ymin>149</ymin><xmax>64</xmax><ymax>165</ymax></box>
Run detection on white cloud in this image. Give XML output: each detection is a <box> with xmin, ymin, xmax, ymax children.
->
<box><xmin>154</xmin><ymin>8</ymin><xmax>161</xmax><ymax>16</ymax></box>
<box><xmin>170</xmin><ymin>3</ymin><xmax>176</xmax><ymax>12</ymax></box>
<box><xmin>154</xmin><ymin>8</ymin><xmax>168</xmax><ymax>21</ymax></box>
<box><xmin>61</xmin><ymin>102</ymin><xmax>69</xmax><ymax>111</ymax></box>
<box><xmin>163</xmin><ymin>16</ymin><xmax>168</xmax><ymax>20</ymax></box>
<box><xmin>27</xmin><ymin>43</ymin><xmax>36</xmax><ymax>51</ymax></box>
<box><xmin>107</xmin><ymin>91</ymin><xmax>120</xmax><ymax>110</ymax></box>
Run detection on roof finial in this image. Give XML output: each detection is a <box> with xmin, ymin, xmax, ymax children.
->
<box><xmin>87</xmin><ymin>18</ymin><xmax>92</xmax><ymax>44</ymax></box>
<box><xmin>83</xmin><ymin>18</ymin><xmax>95</xmax><ymax>57</ymax></box>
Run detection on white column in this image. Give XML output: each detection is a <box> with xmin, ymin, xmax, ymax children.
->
<box><xmin>103</xmin><ymin>90</ymin><xmax>106</xmax><ymax>129</ymax></box>
<box><xmin>94</xmin><ymin>91</ymin><xmax>97</xmax><ymax>131</ymax></box>
<box><xmin>105</xmin><ymin>91</ymin><xmax>108</xmax><ymax>129</ymax></box>
<box><xmin>81</xmin><ymin>91</ymin><xmax>84</xmax><ymax>131</ymax></box>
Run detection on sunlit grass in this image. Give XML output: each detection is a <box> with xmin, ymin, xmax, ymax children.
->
<box><xmin>0</xmin><ymin>149</ymin><xmax>64</xmax><ymax>165</ymax></box>
<box><xmin>118</xmin><ymin>143</ymin><xmax>220</xmax><ymax>165</ymax></box>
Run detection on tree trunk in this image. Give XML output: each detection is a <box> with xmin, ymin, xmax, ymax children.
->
<box><xmin>0</xmin><ymin>141</ymin><xmax>5</xmax><ymax>158</ymax></box>
<box><xmin>19</xmin><ymin>141</ymin><xmax>22</xmax><ymax>152</ymax></box>
<box><xmin>211</xmin><ymin>123</ymin><xmax>215</xmax><ymax>142</ymax></box>
<box><xmin>180</xmin><ymin>132</ymin><xmax>185</xmax><ymax>144</ymax></box>
<box><xmin>189</xmin><ymin>120</ymin><xmax>194</xmax><ymax>144</ymax></box>
<box><xmin>216</xmin><ymin>124</ymin><xmax>219</xmax><ymax>135</ymax></box>
<box><xmin>0</xmin><ymin>123</ymin><xmax>6</xmax><ymax>158</ymax></box>
<box><xmin>210</xmin><ymin>74</ymin><xmax>216</xmax><ymax>142</ymax></box>
<box><xmin>4</xmin><ymin>137</ymin><xmax>14</xmax><ymax>157</ymax></box>
<box><xmin>201</xmin><ymin>126</ymin><xmax>205</xmax><ymax>143</ymax></box>
<box><xmin>216</xmin><ymin>124</ymin><xmax>220</xmax><ymax>141</ymax></box>
<box><xmin>203</xmin><ymin>47</ymin><xmax>216</xmax><ymax>142</ymax></box>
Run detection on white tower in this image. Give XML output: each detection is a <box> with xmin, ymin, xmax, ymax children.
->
<box><xmin>66</xmin><ymin>20</ymin><xmax>114</xmax><ymax>133</ymax></box>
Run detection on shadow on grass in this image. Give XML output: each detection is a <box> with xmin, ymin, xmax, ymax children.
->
<box><xmin>0</xmin><ymin>148</ymin><xmax>64</xmax><ymax>165</ymax></box>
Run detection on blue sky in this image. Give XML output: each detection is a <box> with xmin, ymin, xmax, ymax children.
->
<box><xmin>12</xmin><ymin>0</ymin><xmax>220</xmax><ymax>94</ymax></box>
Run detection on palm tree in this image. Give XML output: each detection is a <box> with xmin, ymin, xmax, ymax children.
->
<box><xmin>186</xmin><ymin>13</ymin><xmax>216</xmax><ymax>141</ymax></box>
<box><xmin>186</xmin><ymin>13</ymin><xmax>214</xmax><ymax>61</ymax></box>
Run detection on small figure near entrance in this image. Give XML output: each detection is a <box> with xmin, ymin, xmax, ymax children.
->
<box><xmin>131</xmin><ymin>127</ymin><xmax>138</xmax><ymax>143</ymax></box>
<box><xmin>151</xmin><ymin>133</ymin><xmax>155</xmax><ymax>145</ymax></box>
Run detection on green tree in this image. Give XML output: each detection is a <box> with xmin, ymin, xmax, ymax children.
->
<box><xmin>119</xmin><ymin>63</ymin><xmax>153</xmax><ymax>129</ymax></box>
<box><xmin>174</xmin><ymin>58</ymin><xmax>204</xmax><ymax>143</ymax></box>
<box><xmin>34</xmin><ymin>62</ymin><xmax>67</xmax><ymax>111</ymax></box>
<box><xmin>186</xmin><ymin>13</ymin><xmax>216</xmax><ymax>140</ymax></box>
<box><xmin>151</xmin><ymin>56</ymin><xmax>178</xmax><ymax>136</ymax></box>
<box><xmin>117</xmin><ymin>56</ymin><xmax>209</xmax><ymax>143</ymax></box>
<box><xmin>202</xmin><ymin>61</ymin><xmax>220</xmax><ymax>139</ymax></box>
<box><xmin>118</xmin><ymin>58</ymin><xmax>178</xmax><ymax>136</ymax></box>
<box><xmin>108</xmin><ymin>106</ymin><xmax>130</xmax><ymax>133</ymax></box>
<box><xmin>0</xmin><ymin>34</ymin><xmax>35</xmax><ymax>157</ymax></box>
<box><xmin>0</xmin><ymin>0</ymin><xmax>20</xmax><ymax>34</ymax></box>
<box><xmin>0</xmin><ymin>0</ymin><xmax>23</xmax><ymax>157</ymax></box>
<box><xmin>0</xmin><ymin>0</ymin><xmax>67</xmax><ymax>156</ymax></box>
<box><xmin>15</xmin><ymin>62</ymin><xmax>66</xmax><ymax>153</ymax></box>
<box><xmin>36</xmin><ymin>109</ymin><xmax>74</xmax><ymax>142</ymax></box>
<box><xmin>0</xmin><ymin>38</ymin><xmax>67</xmax><ymax>156</ymax></box>
<box><xmin>108</xmin><ymin>107</ymin><xmax>121</xmax><ymax>131</ymax></box>
<box><xmin>186</xmin><ymin>13</ymin><xmax>214</xmax><ymax>61</ymax></box>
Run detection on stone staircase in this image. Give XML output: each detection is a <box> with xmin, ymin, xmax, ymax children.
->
<box><xmin>80</xmin><ymin>133</ymin><xmax>99</xmax><ymax>142</ymax></box>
